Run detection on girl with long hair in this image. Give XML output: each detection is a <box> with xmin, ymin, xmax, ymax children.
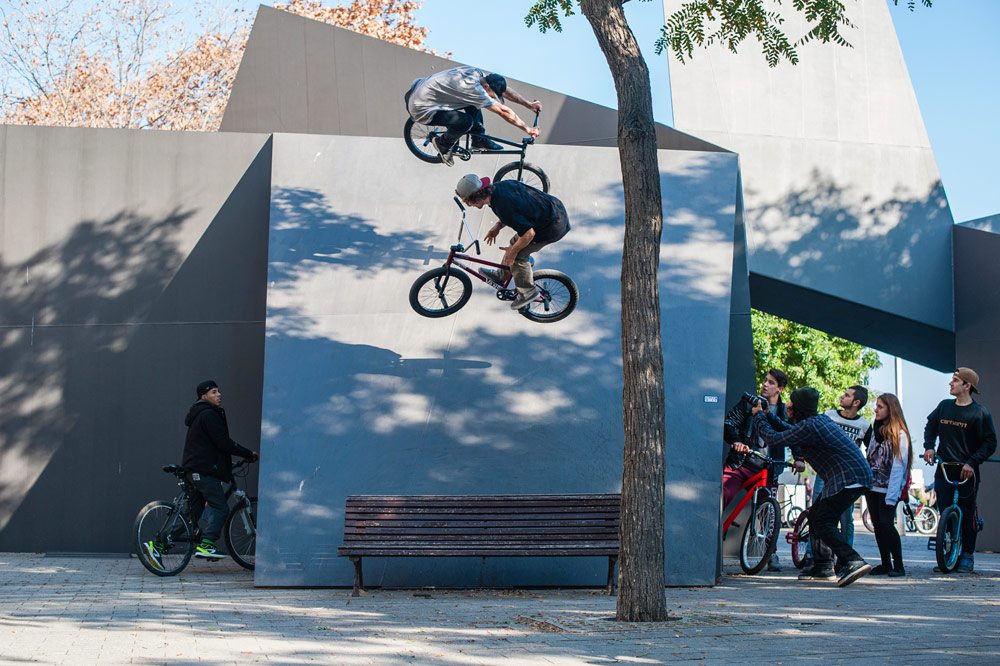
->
<box><xmin>863</xmin><ymin>393</ymin><xmax>913</xmax><ymax>576</ymax></box>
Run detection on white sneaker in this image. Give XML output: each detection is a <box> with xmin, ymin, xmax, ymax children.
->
<box><xmin>511</xmin><ymin>287</ymin><xmax>540</xmax><ymax>310</ymax></box>
<box><xmin>432</xmin><ymin>137</ymin><xmax>454</xmax><ymax>166</ymax></box>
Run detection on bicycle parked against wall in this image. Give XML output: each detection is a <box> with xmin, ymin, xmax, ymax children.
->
<box><xmin>133</xmin><ymin>460</ymin><xmax>257</xmax><ymax>576</ymax></box>
<box><xmin>721</xmin><ymin>450</ymin><xmax>793</xmax><ymax>574</ymax></box>
<box><xmin>403</xmin><ymin>112</ymin><xmax>549</xmax><ymax>192</ymax></box>
<box><xmin>409</xmin><ymin>197</ymin><xmax>578</xmax><ymax>323</ymax></box>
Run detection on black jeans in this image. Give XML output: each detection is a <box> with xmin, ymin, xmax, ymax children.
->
<box><xmin>429</xmin><ymin>107</ymin><xmax>486</xmax><ymax>150</ymax></box>
<box><xmin>810</xmin><ymin>486</ymin><xmax>866</xmax><ymax>567</ymax></box>
<box><xmin>865</xmin><ymin>490</ymin><xmax>903</xmax><ymax>569</ymax></box>
<box><xmin>190</xmin><ymin>475</ymin><xmax>232</xmax><ymax>542</ymax></box>
<box><xmin>935</xmin><ymin>465</ymin><xmax>981</xmax><ymax>555</ymax></box>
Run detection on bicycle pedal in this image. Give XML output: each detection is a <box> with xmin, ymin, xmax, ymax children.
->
<box><xmin>496</xmin><ymin>289</ymin><xmax>516</xmax><ymax>301</ymax></box>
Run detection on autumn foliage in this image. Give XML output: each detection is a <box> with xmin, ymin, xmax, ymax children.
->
<box><xmin>0</xmin><ymin>0</ymin><xmax>435</xmax><ymax>131</ymax></box>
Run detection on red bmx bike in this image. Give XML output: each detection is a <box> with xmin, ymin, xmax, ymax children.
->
<box><xmin>722</xmin><ymin>450</ymin><xmax>793</xmax><ymax>574</ymax></box>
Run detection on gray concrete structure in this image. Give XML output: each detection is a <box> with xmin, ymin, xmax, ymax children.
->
<box><xmin>0</xmin><ymin>125</ymin><xmax>271</xmax><ymax>553</ymax></box>
<box><xmin>665</xmin><ymin>0</ymin><xmax>956</xmax><ymax>372</ymax></box>
<box><xmin>257</xmin><ymin>134</ymin><xmax>740</xmax><ymax>587</ymax></box>
<box><xmin>953</xmin><ymin>217</ymin><xmax>1000</xmax><ymax>551</ymax></box>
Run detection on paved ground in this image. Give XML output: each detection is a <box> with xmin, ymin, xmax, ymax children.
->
<box><xmin>2</xmin><ymin>533</ymin><xmax>998</xmax><ymax>665</ymax></box>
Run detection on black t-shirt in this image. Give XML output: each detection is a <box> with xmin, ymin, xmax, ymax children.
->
<box><xmin>488</xmin><ymin>180</ymin><xmax>570</xmax><ymax>244</ymax></box>
<box><xmin>924</xmin><ymin>399</ymin><xmax>998</xmax><ymax>466</ymax></box>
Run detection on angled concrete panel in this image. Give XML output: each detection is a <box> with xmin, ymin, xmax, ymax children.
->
<box><xmin>665</xmin><ymin>0</ymin><xmax>955</xmax><ymax>369</ymax></box>
<box><xmin>257</xmin><ymin>135</ymin><xmax>739</xmax><ymax>587</ymax></box>
<box><xmin>222</xmin><ymin>6</ymin><xmax>723</xmax><ymax>153</ymax></box>
<box><xmin>0</xmin><ymin>125</ymin><xmax>271</xmax><ymax>553</ymax></box>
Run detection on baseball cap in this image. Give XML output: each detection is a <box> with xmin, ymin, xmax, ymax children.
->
<box><xmin>955</xmin><ymin>367</ymin><xmax>980</xmax><ymax>393</ymax></box>
<box><xmin>196</xmin><ymin>379</ymin><xmax>219</xmax><ymax>398</ymax></box>
<box><xmin>456</xmin><ymin>174</ymin><xmax>491</xmax><ymax>199</ymax></box>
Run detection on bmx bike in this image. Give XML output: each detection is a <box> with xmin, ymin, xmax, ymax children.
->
<box><xmin>721</xmin><ymin>450</ymin><xmax>794</xmax><ymax>574</ymax></box>
<box><xmin>403</xmin><ymin>112</ymin><xmax>549</xmax><ymax>192</ymax></box>
<box><xmin>933</xmin><ymin>458</ymin><xmax>975</xmax><ymax>573</ymax></box>
<box><xmin>409</xmin><ymin>197</ymin><xmax>578</xmax><ymax>323</ymax></box>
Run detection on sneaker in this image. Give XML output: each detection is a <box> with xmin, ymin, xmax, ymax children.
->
<box><xmin>194</xmin><ymin>539</ymin><xmax>227</xmax><ymax>560</ymax></box>
<box><xmin>869</xmin><ymin>564</ymin><xmax>891</xmax><ymax>576</ymax></box>
<box><xmin>143</xmin><ymin>541</ymin><xmax>165</xmax><ymax>571</ymax></box>
<box><xmin>798</xmin><ymin>567</ymin><xmax>836</xmax><ymax>581</ymax></box>
<box><xmin>510</xmin><ymin>286</ymin><xmax>540</xmax><ymax>310</ymax></box>
<box><xmin>431</xmin><ymin>137</ymin><xmax>454</xmax><ymax>166</ymax></box>
<box><xmin>955</xmin><ymin>555</ymin><xmax>975</xmax><ymax>573</ymax></box>
<box><xmin>480</xmin><ymin>267</ymin><xmax>506</xmax><ymax>283</ymax></box>
<box><xmin>470</xmin><ymin>134</ymin><xmax>504</xmax><ymax>151</ymax></box>
<box><xmin>888</xmin><ymin>567</ymin><xmax>906</xmax><ymax>577</ymax></box>
<box><xmin>799</xmin><ymin>556</ymin><xmax>814</xmax><ymax>571</ymax></box>
<box><xmin>836</xmin><ymin>560</ymin><xmax>872</xmax><ymax>587</ymax></box>
<box><xmin>767</xmin><ymin>555</ymin><xmax>782</xmax><ymax>572</ymax></box>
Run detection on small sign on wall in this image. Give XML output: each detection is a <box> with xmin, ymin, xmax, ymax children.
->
<box><xmin>703</xmin><ymin>395</ymin><xmax>719</xmax><ymax>403</ymax></box>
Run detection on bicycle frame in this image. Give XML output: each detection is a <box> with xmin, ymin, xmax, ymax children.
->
<box><xmin>722</xmin><ymin>466</ymin><xmax>772</xmax><ymax>535</ymax></box>
<box><xmin>451</xmin><ymin>111</ymin><xmax>540</xmax><ymax>164</ymax></box>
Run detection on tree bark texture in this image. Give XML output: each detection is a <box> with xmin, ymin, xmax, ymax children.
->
<box><xmin>580</xmin><ymin>0</ymin><xmax>667</xmax><ymax>622</ymax></box>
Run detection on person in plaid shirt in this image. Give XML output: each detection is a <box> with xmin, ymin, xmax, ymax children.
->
<box><xmin>752</xmin><ymin>387</ymin><xmax>874</xmax><ymax>587</ymax></box>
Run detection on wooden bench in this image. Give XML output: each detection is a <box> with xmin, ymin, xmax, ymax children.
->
<box><xmin>337</xmin><ymin>494</ymin><xmax>620</xmax><ymax>596</ymax></box>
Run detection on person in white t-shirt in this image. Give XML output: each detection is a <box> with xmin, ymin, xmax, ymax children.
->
<box><xmin>804</xmin><ymin>386</ymin><xmax>870</xmax><ymax>571</ymax></box>
<box><xmin>405</xmin><ymin>67</ymin><xmax>541</xmax><ymax>165</ymax></box>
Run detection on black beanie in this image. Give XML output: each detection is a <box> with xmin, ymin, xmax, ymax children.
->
<box><xmin>196</xmin><ymin>380</ymin><xmax>219</xmax><ymax>398</ymax></box>
<box><xmin>790</xmin><ymin>387</ymin><xmax>820</xmax><ymax>420</ymax></box>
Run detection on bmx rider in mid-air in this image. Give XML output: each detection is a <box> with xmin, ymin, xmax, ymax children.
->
<box><xmin>405</xmin><ymin>66</ymin><xmax>541</xmax><ymax>165</ymax></box>
<box><xmin>455</xmin><ymin>174</ymin><xmax>570</xmax><ymax>311</ymax></box>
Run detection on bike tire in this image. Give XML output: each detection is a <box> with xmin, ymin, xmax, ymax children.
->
<box><xmin>494</xmin><ymin>162</ymin><xmax>550</xmax><ymax>193</ymax></box>
<box><xmin>790</xmin><ymin>511</ymin><xmax>811</xmax><ymax>569</ymax></box>
<box><xmin>518</xmin><ymin>270</ymin><xmax>578</xmax><ymax>323</ymax></box>
<box><xmin>133</xmin><ymin>501</ymin><xmax>195</xmax><ymax>577</ymax></box>
<box><xmin>862</xmin><ymin>508</ymin><xmax>875</xmax><ymax>533</ymax></box>
<box><xmin>403</xmin><ymin>118</ymin><xmax>444</xmax><ymax>164</ymax></box>
<box><xmin>915</xmin><ymin>506</ymin><xmax>939</xmax><ymax>536</ymax></box>
<box><xmin>935</xmin><ymin>506</ymin><xmax>963</xmax><ymax>573</ymax></box>
<box><xmin>409</xmin><ymin>266</ymin><xmax>473</xmax><ymax>318</ymax></box>
<box><xmin>785</xmin><ymin>505</ymin><xmax>803</xmax><ymax>527</ymax></box>
<box><xmin>739</xmin><ymin>497</ymin><xmax>780</xmax><ymax>575</ymax></box>
<box><xmin>224</xmin><ymin>497</ymin><xmax>257</xmax><ymax>571</ymax></box>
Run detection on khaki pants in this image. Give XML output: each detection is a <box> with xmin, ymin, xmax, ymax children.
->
<box><xmin>506</xmin><ymin>234</ymin><xmax>550</xmax><ymax>295</ymax></box>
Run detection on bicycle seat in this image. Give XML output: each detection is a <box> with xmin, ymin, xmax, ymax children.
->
<box><xmin>162</xmin><ymin>464</ymin><xmax>188</xmax><ymax>477</ymax></box>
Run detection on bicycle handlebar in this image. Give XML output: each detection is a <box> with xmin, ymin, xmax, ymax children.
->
<box><xmin>746</xmin><ymin>449</ymin><xmax>795</xmax><ymax>468</ymax></box>
<box><xmin>935</xmin><ymin>456</ymin><xmax>972</xmax><ymax>486</ymax></box>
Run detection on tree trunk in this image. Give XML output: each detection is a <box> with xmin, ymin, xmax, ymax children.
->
<box><xmin>580</xmin><ymin>0</ymin><xmax>667</xmax><ymax>622</ymax></box>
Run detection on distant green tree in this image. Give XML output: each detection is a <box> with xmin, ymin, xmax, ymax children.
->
<box><xmin>752</xmin><ymin>309</ymin><xmax>881</xmax><ymax>415</ymax></box>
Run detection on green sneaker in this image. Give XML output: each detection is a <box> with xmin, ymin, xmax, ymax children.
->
<box><xmin>194</xmin><ymin>539</ymin><xmax>227</xmax><ymax>560</ymax></box>
<box><xmin>143</xmin><ymin>541</ymin><xmax>165</xmax><ymax>571</ymax></box>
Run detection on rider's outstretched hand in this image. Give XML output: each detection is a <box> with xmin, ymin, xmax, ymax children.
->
<box><xmin>484</xmin><ymin>224</ymin><xmax>501</xmax><ymax>246</ymax></box>
<box><xmin>527</xmin><ymin>126</ymin><xmax>540</xmax><ymax>139</ymax></box>
<box><xmin>529</xmin><ymin>100</ymin><xmax>543</xmax><ymax>113</ymax></box>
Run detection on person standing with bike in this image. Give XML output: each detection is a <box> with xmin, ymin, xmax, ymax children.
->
<box><xmin>863</xmin><ymin>393</ymin><xmax>912</xmax><ymax>577</ymax></box>
<box><xmin>405</xmin><ymin>67</ymin><xmax>541</xmax><ymax>165</ymax></box>
<box><xmin>753</xmin><ymin>387</ymin><xmax>874</xmax><ymax>587</ymax></box>
<box><xmin>923</xmin><ymin>368</ymin><xmax>997</xmax><ymax>573</ymax></box>
<box><xmin>181</xmin><ymin>380</ymin><xmax>258</xmax><ymax>560</ymax></box>
<box><xmin>455</xmin><ymin>174</ymin><xmax>570</xmax><ymax>311</ymax></box>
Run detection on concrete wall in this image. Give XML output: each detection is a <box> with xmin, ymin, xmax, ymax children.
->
<box><xmin>0</xmin><ymin>125</ymin><xmax>272</xmax><ymax>553</ymax></box>
<box><xmin>222</xmin><ymin>6</ymin><xmax>722</xmax><ymax>153</ymax></box>
<box><xmin>257</xmin><ymin>134</ymin><xmax>740</xmax><ymax>587</ymax></box>
<box><xmin>953</xmin><ymin>220</ymin><xmax>1000</xmax><ymax>551</ymax></box>
<box><xmin>664</xmin><ymin>0</ymin><xmax>956</xmax><ymax>371</ymax></box>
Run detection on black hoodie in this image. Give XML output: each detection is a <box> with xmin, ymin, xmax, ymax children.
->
<box><xmin>182</xmin><ymin>400</ymin><xmax>255</xmax><ymax>481</ymax></box>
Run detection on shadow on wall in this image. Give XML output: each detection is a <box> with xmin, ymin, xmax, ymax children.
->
<box><xmin>746</xmin><ymin>169</ymin><xmax>953</xmax><ymax>312</ymax></box>
<box><xmin>255</xmin><ymin>159</ymin><xmax>735</xmax><ymax>583</ymax></box>
<box><xmin>0</xmin><ymin>209</ymin><xmax>192</xmax><ymax>542</ymax></box>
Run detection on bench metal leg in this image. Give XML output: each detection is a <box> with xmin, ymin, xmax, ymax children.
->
<box><xmin>351</xmin><ymin>557</ymin><xmax>364</xmax><ymax>597</ymax></box>
<box><xmin>606</xmin><ymin>556</ymin><xmax>617</xmax><ymax>595</ymax></box>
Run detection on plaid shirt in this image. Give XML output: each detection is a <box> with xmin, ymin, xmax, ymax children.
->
<box><xmin>753</xmin><ymin>412</ymin><xmax>873</xmax><ymax>497</ymax></box>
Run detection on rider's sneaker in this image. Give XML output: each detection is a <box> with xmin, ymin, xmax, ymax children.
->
<box><xmin>956</xmin><ymin>554</ymin><xmax>975</xmax><ymax>573</ymax></box>
<box><xmin>836</xmin><ymin>559</ymin><xmax>871</xmax><ymax>587</ymax></box>
<box><xmin>510</xmin><ymin>286</ymin><xmax>540</xmax><ymax>310</ymax></box>
<box><xmin>432</xmin><ymin>137</ymin><xmax>455</xmax><ymax>166</ymax></box>
<box><xmin>194</xmin><ymin>539</ymin><xmax>227</xmax><ymax>560</ymax></box>
<box><xmin>470</xmin><ymin>134</ymin><xmax>503</xmax><ymax>151</ymax></box>
<box><xmin>480</xmin><ymin>267</ymin><xmax>507</xmax><ymax>282</ymax></box>
<box><xmin>798</xmin><ymin>566</ymin><xmax>836</xmax><ymax>581</ymax></box>
<box><xmin>143</xmin><ymin>541</ymin><xmax>166</xmax><ymax>571</ymax></box>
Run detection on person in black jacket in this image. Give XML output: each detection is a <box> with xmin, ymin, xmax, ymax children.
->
<box><xmin>182</xmin><ymin>380</ymin><xmax>258</xmax><ymax>559</ymax></box>
<box><xmin>923</xmin><ymin>367</ymin><xmax>997</xmax><ymax>573</ymax></box>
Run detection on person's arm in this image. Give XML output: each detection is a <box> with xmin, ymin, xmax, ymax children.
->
<box><xmin>752</xmin><ymin>411</ymin><xmax>812</xmax><ymax>456</ymax></box>
<box><xmin>203</xmin><ymin>411</ymin><xmax>256</xmax><ymax>460</ymax></box>
<box><xmin>722</xmin><ymin>399</ymin><xmax>747</xmax><ymax>446</ymax></box>
<box><xmin>923</xmin><ymin>404</ymin><xmax>940</xmax><ymax>464</ymax></box>
<box><xmin>484</xmin><ymin>221</ymin><xmax>505</xmax><ymax>245</ymax></box>
<box><xmin>885</xmin><ymin>432</ymin><xmax>910</xmax><ymax>505</ymax></box>
<box><xmin>484</xmin><ymin>103</ymin><xmax>541</xmax><ymax>138</ymax></box>
<box><xmin>503</xmin><ymin>87</ymin><xmax>542</xmax><ymax>113</ymax></box>
<box><xmin>967</xmin><ymin>411</ymin><xmax>998</xmax><ymax>466</ymax></box>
